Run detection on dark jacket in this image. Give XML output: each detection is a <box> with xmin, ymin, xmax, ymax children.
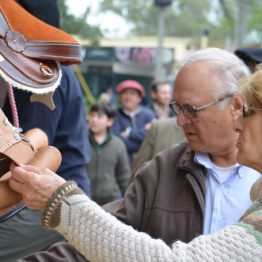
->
<box><xmin>111</xmin><ymin>106</ymin><xmax>155</xmax><ymax>163</ymax></box>
<box><xmin>104</xmin><ymin>142</ymin><xmax>206</xmax><ymax>245</ymax></box>
<box><xmin>3</xmin><ymin>67</ymin><xmax>91</xmax><ymax>195</ymax></box>
<box><xmin>88</xmin><ymin>133</ymin><xmax>130</xmax><ymax>205</ymax></box>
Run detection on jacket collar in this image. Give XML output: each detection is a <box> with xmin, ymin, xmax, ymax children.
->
<box><xmin>120</xmin><ymin>106</ymin><xmax>142</xmax><ymax>117</ymax></box>
<box><xmin>176</xmin><ymin>144</ymin><xmax>207</xmax><ymax>215</ymax></box>
<box><xmin>89</xmin><ymin>132</ymin><xmax>112</xmax><ymax>147</ymax></box>
<box><xmin>177</xmin><ymin>145</ymin><xmax>204</xmax><ymax>173</ymax></box>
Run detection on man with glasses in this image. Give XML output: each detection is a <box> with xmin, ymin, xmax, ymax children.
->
<box><xmin>104</xmin><ymin>47</ymin><xmax>260</xmax><ymax>242</ymax></box>
<box><xmin>18</xmin><ymin>48</ymin><xmax>261</xmax><ymax>261</ymax></box>
<box><xmin>169</xmin><ymin>94</ymin><xmax>233</xmax><ymax>119</ymax></box>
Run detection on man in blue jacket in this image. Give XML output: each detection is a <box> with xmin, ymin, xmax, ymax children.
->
<box><xmin>3</xmin><ymin>66</ymin><xmax>91</xmax><ymax>194</ymax></box>
<box><xmin>111</xmin><ymin>80</ymin><xmax>155</xmax><ymax>164</ymax></box>
<box><xmin>0</xmin><ymin>1</ymin><xmax>91</xmax><ymax>261</ymax></box>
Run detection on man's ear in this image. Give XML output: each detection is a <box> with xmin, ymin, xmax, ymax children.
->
<box><xmin>231</xmin><ymin>93</ymin><xmax>244</xmax><ymax>120</ymax></box>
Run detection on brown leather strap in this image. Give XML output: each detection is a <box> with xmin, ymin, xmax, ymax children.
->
<box><xmin>0</xmin><ymin>39</ymin><xmax>59</xmax><ymax>83</ymax></box>
<box><xmin>23</xmin><ymin>41</ymin><xmax>81</xmax><ymax>64</ymax></box>
<box><xmin>0</xmin><ymin>146</ymin><xmax>62</xmax><ymax>212</ymax></box>
<box><xmin>0</xmin><ymin>10</ymin><xmax>81</xmax><ymax>65</ymax></box>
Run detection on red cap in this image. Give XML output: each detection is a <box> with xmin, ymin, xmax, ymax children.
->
<box><xmin>116</xmin><ymin>80</ymin><xmax>145</xmax><ymax>97</ymax></box>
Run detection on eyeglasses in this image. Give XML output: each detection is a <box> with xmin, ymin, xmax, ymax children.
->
<box><xmin>242</xmin><ymin>105</ymin><xmax>262</xmax><ymax>118</ymax></box>
<box><xmin>169</xmin><ymin>94</ymin><xmax>233</xmax><ymax>118</ymax></box>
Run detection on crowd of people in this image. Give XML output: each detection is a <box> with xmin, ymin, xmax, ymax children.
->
<box><xmin>8</xmin><ymin>48</ymin><xmax>262</xmax><ymax>261</ymax></box>
<box><xmin>0</xmin><ymin>1</ymin><xmax>262</xmax><ymax>261</ymax></box>
<box><xmin>86</xmin><ymin>77</ymin><xmax>180</xmax><ymax>205</ymax></box>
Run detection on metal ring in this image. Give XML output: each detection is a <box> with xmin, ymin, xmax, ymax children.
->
<box><xmin>40</xmin><ymin>64</ymin><xmax>53</xmax><ymax>77</ymax></box>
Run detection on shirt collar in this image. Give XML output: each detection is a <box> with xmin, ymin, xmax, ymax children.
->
<box><xmin>90</xmin><ymin>132</ymin><xmax>111</xmax><ymax>147</ymax></box>
<box><xmin>194</xmin><ymin>151</ymin><xmax>242</xmax><ymax>178</ymax></box>
<box><xmin>122</xmin><ymin>106</ymin><xmax>142</xmax><ymax>117</ymax></box>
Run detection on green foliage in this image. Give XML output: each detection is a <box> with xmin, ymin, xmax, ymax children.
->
<box><xmin>211</xmin><ymin>0</ymin><xmax>262</xmax><ymax>45</ymax></box>
<box><xmin>208</xmin><ymin>0</ymin><xmax>234</xmax><ymax>44</ymax></box>
<box><xmin>98</xmin><ymin>0</ymin><xmax>262</xmax><ymax>45</ymax></box>
<box><xmin>99</xmin><ymin>0</ymin><xmax>212</xmax><ymax>37</ymax></box>
<box><xmin>57</xmin><ymin>0</ymin><xmax>102</xmax><ymax>46</ymax></box>
<box><xmin>99</xmin><ymin>0</ymin><xmax>158</xmax><ymax>35</ymax></box>
<box><xmin>170</xmin><ymin>0</ymin><xmax>212</xmax><ymax>37</ymax></box>
<box><xmin>57</xmin><ymin>0</ymin><xmax>262</xmax><ymax>46</ymax></box>
<box><xmin>247</xmin><ymin>2</ymin><xmax>262</xmax><ymax>44</ymax></box>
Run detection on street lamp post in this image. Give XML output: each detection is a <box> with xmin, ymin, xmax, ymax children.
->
<box><xmin>234</xmin><ymin>0</ymin><xmax>250</xmax><ymax>49</ymax></box>
<box><xmin>154</xmin><ymin>0</ymin><xmax>172</xmax><ymax>81</ymax></box>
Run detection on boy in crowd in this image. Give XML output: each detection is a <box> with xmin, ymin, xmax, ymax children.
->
<box><xmin>87</xmin><ymin>104</ymin><xmax>130</xmax><ymax>205</ymax></box>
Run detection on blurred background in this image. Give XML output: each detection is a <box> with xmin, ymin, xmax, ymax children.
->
<box><xmin>57</xmin><ymin>0</ymin><xmax>262</xmax><ymax>108</ymax></box>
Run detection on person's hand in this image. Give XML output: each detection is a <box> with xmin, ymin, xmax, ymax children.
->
<box><xmin>9</xmin><ymin>164</ymin><xmax>66</xmax><ymax>211</ymax></box>
<box><xmin>121</xmin><ymin>127</ymin><xmax>131</xmax><ymax>138</ymax></box>
<box><xmin>144</xmin><ymin>122</ymin><xmax>152</xmax><ymax>130</ymax></box>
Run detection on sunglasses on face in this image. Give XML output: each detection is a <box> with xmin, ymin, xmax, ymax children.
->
<box><xmin>242</xmin><ymin>105</ymin><xmax>262</xmax><ymax>118</ymax></box>
<box><xmin>169</xmin><ymin>94</ymin><xmax>233</xmax><ymax>119</ymax></box>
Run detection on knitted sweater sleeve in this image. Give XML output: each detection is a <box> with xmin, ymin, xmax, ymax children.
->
<box><xmin>42</xmin><ymin>184</ymin><xmax>262</xmax><ymax>262</ymax></box>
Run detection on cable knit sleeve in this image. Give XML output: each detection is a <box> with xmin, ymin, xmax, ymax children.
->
<box><xmin>42</xmin><ymin>186</ymin><xmax>262</xmax><ymax>262</ymax></box>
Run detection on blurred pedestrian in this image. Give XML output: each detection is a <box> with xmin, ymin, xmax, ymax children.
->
<box><xmin>111</xmin><ymin>80</ymin><xmax>155</xmax><ymax>163</ymax></box>
<box><xmin>87</xmin><ymin>103</ymin><xmax>130</xmax><ymax>205</ymax></box>
<box><xmin>131</xmin><ymin>117</ymin><xmax>185</xmax><ymax>177</ymax></box>
<box><xmin>150</xmin><ymin>80</ymin><xmax>174</xmax><ymax>118</ymax></box>
<box><xmin>235</xmin><ymin>47</ymin><xmax>262</xmax><ymax>72</ymax></box>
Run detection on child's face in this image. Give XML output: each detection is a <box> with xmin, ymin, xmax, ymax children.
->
<box><xmin>88</xmin><ymin>111</ymin><xmax>113</xmax><ymax>134</ymax></box>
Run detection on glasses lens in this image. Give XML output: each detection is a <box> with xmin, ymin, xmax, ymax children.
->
<box><xmin>184</xmin><ymin>104</ymin><xmax>197</xmax><ymax>118</ymax></box>
<box><xmin>169</xmin><ymin>102</ymin><xmax>179</xmax><ymax>114</ymax></box>
<box><xmin>169</xmin><ymin>102</ymin><xmax>197</xmax><ymax>118</ymax></box>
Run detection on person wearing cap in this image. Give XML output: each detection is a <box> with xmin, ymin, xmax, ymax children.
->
<box><xmin>235</xmin><ymin>47</ymin><xmax>262</xmax><ymax>72</ymax></box>
<box><xmin>111</xmin><ymin>80</ymin><xmax>155</xmax><ymax>163</ymax></box>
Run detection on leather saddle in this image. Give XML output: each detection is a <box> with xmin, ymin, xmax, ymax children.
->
<box><xmin>0</xmin><ymin>0</ymin><xmax>75</xmax><ymax>216</ymax></box>
<box><xmin>0</xmin><ymin>108</ymin><xmax>62</xmax><ymax>218</ymax></box>
<box><xmin>0</xmin><ymin>0</ymin><xmax>82</xmax><ymax>94</ymax></box>
<box><xmin>0</xmin><ymin>108</ymin><xmax>35</xmax><ymax>178</ymax></box>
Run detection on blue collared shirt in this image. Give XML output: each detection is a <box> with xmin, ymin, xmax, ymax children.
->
<box><xmin>195</xmin><ymin>152</ymin><xmax>261</xmax><ymax>235</ymax></box>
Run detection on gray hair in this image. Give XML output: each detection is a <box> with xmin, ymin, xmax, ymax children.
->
<box><xmin>181</xmin><ymin>48</ymin><xmax>250</xmax><ymax>109</ymax></box>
